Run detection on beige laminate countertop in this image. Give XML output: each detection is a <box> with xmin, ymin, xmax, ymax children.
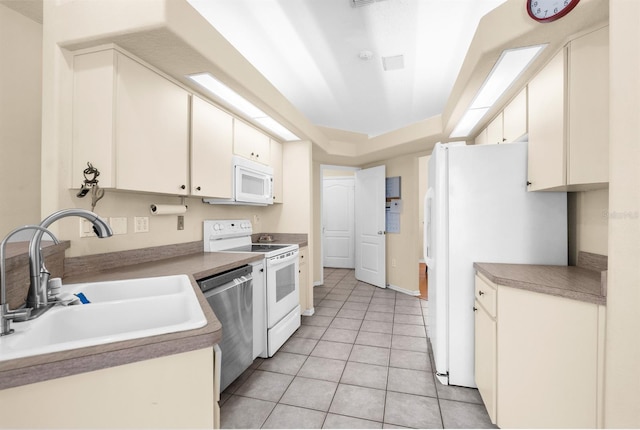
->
<box><xmin>474</xmin><ymin>262</ymin><xmax>606</xmax><ymax>306</ymax></box>
<box><xmin>0</xmin><ymin>251</ymin><xmax>263</xmax><ymax>390</ymax></box>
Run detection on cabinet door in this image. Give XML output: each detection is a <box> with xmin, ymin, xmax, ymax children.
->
<box><xmin>486</xmin><ymin>113</ymin><xmax>504</xmax><ymax>145</ymax></box>
<box><xmin>497</xmin><ymin>286</ymin><xmax>599</xmax><ymax>428</ymax></box>
<box><xmin>503</xmin><ymin>89</ymin><xmax>527</xmax><ymax>143</ymax></box>
<box><xmin>233</xmin><ymin>120</ymin><xmax>270</xmax><ymax>165</ymax></box>
<box><xmin>72</xmin><ymin>50</ymin><xmax>117</xmax><ymax>188</ymax></box>
<box><xmin>568</xmin><ymin>26</ymin><xmax>609</xmax><ymax>186</ymax></box>
<box><xmin>474</xmin><ymin>128</ymin><xmax>488</xmax><ymax>146</ymax></box>
<box><xmin>298</xmin><ymin>246</ymin><xmax>310</xmax><ymax>314</ymax></box>
<box><xmin>527</xmin><ymin>50</ymin><xmax>566</xmax><ymax>191</ymax></box>
<box><xmin>474</xmin><ymin>300</ymin><xmax>497</xmax><ymax>424</ymax></box>
<box><xmin>251</xmin><ymin>261</ymin><xmax>267</xmax><ymax>358</ymax></box>
<box><xmin>191</xmin><ymin>96</ymin><xmax>233</xmax><ymax>198</ymax></box>
<box><xmin>270</xmin><ymin>140</ymin><xmax>283</xmax><ymax>203</ymax></box>
<box><xmin>115</xmin><ymin>53</ymin><xmax>189</xmax><ymax>195</ymax></box>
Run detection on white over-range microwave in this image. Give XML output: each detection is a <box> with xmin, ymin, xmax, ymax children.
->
<box><xmin>204</xmin><ymin>156</ymin><xmax>273</xmax><ymax>206</ymax></box>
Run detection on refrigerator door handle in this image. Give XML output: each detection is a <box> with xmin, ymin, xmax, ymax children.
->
<box><xmin>424</xmin><ymin>188</ymin><xmax>434</xmax><ymax>267</ymax></box>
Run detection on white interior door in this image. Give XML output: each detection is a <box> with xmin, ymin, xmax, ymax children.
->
<box><xmin>355</xmin><ymin>165</ymin><xmax>386</xmax><ymax>288</ymax></box>
<box><xmin>323</xmin><ymin>177</ymin><xmax>355</xmax><ymax>268</ymax></box>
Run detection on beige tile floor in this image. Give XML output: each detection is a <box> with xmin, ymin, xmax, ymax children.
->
<box><xmin>220</xmin><ymin>268</ymin><xmax>496</xmax><ymax>429</ymax></box>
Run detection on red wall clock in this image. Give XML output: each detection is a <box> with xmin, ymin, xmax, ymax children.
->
<box><xmin>527</xmin><ymin>0</ymin><xmax>580</xmax><ymax>23</ymax></box>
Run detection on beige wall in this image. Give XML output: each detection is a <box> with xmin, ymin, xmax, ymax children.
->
<box><xmin>568</xmin><ymin>188</ymin><xmax>609</xmax><ymax>265</ymax></box>
<box><xmin>364</xmin><ymin>154</ymin><xmax>420</xmax><ymax>295</ymax></box>
<box><xmin>312</xmin><ymin>161</ymin><xmax>322</xmax><ymax>284</ymax></box>
<box><xmin>0</xmin><ymin>4</ymin><xmax>42</xmax><ymax>238</ymax></box>
<box><xmin>605</xmin><ymin>2</ymin><xmax>640</xmax><ymax>426</ymax></box>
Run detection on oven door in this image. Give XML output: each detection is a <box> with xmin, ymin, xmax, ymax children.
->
<box><xmin>266</xmin><ymin>249</ymin><xmax>299</xmax><ymax>328</ymax></box>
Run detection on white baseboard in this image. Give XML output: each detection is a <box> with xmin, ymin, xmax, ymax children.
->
<box><xmin>387</xmin><ymin>284</ymin><xmax>420</xmax><ymax>297</ymax></box>
<box><xmin>302</xmin><ymin>307</ymin><xmax>315</xmax><ymax>316</ymax></box>
<box><xmin>313</xmin><ymin>281</ymin><xmax>324</xmax><ymax>287</ymax></box>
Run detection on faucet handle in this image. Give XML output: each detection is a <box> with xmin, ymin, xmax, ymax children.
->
<box><xmin>1</xmin><ymin>304</ymin><xmax>32</xmax><ymax>335</ymax></box>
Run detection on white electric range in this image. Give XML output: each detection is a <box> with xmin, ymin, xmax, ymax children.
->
<box><xmin>203</xmin><ymin>220</ymin><xmax>300</xmax><ymax>357</ymax></box>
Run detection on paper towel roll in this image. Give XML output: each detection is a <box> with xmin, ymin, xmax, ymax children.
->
<box><xmin>150</xmin><ymin>204</ymin><xmax>188</xmax><ymax>215</ymax></box>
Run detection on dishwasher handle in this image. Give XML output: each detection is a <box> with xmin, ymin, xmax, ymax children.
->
<box><xmin>204</xmin><ymin>275</ymin><xmax>252</xmax><ymax>297</ymax></box>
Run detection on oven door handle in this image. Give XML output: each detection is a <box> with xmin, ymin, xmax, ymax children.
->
<box><xmin>267</xmin><ymin>250</ymin><xmax>299</xmax><ymax>268</ymax></box>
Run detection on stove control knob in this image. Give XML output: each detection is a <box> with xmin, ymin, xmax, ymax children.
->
<box><xmin>220</xmin><ymin>224</ymin><xmax>225</xmax><ymax>230</ymax></box>
<box><xmin>213</xmin><ymin>224</ymin><xmax>221</xmax><ymax>231</ymax></box>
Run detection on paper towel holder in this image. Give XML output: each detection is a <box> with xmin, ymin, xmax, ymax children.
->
<box><xmin>150</xmin><ymin>197</ymin><xmax>188</xmax><ymax>216</ymax></box>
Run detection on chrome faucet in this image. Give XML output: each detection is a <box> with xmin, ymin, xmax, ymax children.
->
<box><xmin>27</xmin><ymin>209</ymin><xmax>113</xmax><ymax>316</ymax></box>
<box><xmin>1</xmin><ymin>225</ymin><xmax>59</xmax><ymax>336</ymax></box>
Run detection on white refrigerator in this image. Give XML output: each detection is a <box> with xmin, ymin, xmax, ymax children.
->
<box><xmin>424</xmin><ymin>142</ymin><xmax>567</xmax><ymax>388</ymax></box>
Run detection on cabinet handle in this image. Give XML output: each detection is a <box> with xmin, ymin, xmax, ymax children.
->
<box><xmin>479</xmin><ymin>290</ymin><xmax>484</xmax><ymax>296</ymax></box>
<box><xmin>251</xmin><ymin>152</ymin><xmax>255</xmax><ymax>156</ymax></box>
<box><xmin>256</xmin><ymin>154</ymin><xmax>259</xmax><ymax>158</ymax></box>
<box><xmin>196</xmin><ymin>186</ymin><xmax>201</xmax><ymax>191</ymax></box>
<box><xmin>473</xmin><ymin>306</ymin><xmax>478</xmax><ymax>312</ymax></box>
<box><xmin>180</xmin><ymin>185</ymin><xmax>186</xmax><ymax>190</ymax></box>
<box><xmin>260</xmin><ymin>268</ymin><xmax>264</xmax><ymax>273</ymax></box>
<box><xmin>526</xmin><ymin>181</ymin><xmax>532</xmax><ymax>186</ymax></box>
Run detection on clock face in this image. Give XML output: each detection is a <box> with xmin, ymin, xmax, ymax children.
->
<box><xmin>527</xmin><ymin>0</ymin><xmax>580</xmax><ymax>23</ymax></box>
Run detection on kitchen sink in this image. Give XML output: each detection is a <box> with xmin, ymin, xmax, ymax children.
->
<box><xmin>62</xmin><ymin>275</ymin><xmax>193</xmax><ymax>303</ymax></box>
<box><xmin>0</xmin><ymin>275</ymin><xmax>207</xmax><ymax>361</ymax></box>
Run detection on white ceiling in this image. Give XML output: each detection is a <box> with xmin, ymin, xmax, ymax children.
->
<box><xmin>187</xmin><ymin>0</ymin><xmax>508</xmax><ymax>138</ymax></box>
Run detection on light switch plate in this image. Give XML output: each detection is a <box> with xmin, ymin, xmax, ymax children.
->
<box><xmin>79</xmin><ymin>219</ymin><xmax>94</xmax><ymax>238</ymax></box>
<box><xmin>134</xmin><ymin>216</ymin><xmax>149</xmax><ymax>233</ymax></box>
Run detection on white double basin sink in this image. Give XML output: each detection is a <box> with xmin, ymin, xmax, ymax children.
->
<box><xmin>0</xmin><ymin>275</ymin><xmax>207</xmax><ymax>361</ymax></box>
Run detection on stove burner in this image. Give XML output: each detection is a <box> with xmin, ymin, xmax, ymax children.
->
<box><xmin>225</xmin><ymin>243</ymin><xmax>290</xmax><ymax>253</ymax></box>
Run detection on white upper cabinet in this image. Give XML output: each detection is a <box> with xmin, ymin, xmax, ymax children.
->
<box><xmin>486</xmin><ymin>113</ymin><xmax>504</xmax><ymax>145</ymax></box>
<box><xmin>191</xmin><ymin>96</ymin><xmax>233</xmax><ymax>198</ymax></box>
<box><xmin>527</xmin><ymin>49</ymin><xmax>566</xmax><ymax>191</ymax></box>
<box><xmin>474</xmin><ymin>88</ymin><xmax>526</xmax><ymax>145</ymax></box>
<box><xmin>568</xmin><ymin>26</ymin><xmax>609</xmax><ymax>187</ymax></box>
<box><xmin>502</xmin><ymin>88</ymin><xmax>527</xmax><ymax>143</ymax></box>
<box><xmin>270</xmin><ymin>139</ymin><xmax>283</xmax><ymax>203</ymax></box>
<box><xmin>233</xmin><ymin>120</ymin><xmax>271</xmax><ymax>165</ymax></box>
<box><xmin>73</xmin><ymin>49</ymin><xmax>190</xmax><ymax>195</ymax></box>
<box><xmin>527</xmin><ymin>26</ymin><xmax>609</xmax><ymax>191</ymax></box>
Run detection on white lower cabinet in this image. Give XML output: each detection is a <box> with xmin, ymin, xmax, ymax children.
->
<box><xmin>298</xmin><ymin>246</ymin><xmax>312</xmax><ymax>315</ymax></box>
<box><xmin>0</xmin><ymin>348</ymin><xmax>216</xmax><ymax>428</ymax></box>
<box><xmin>474</xmin><ymin>273</ymin><xmax>605</xmax><ymax>428</ymax></box>
<box><xmin>251</xmin><ymin>260</ymin><xmax>267</xmax><ymax>358</ymax></box>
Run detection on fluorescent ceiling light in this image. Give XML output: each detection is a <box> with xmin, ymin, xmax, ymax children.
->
<box><xmin>254</xmin><ymin>116</ymin><xmax>301</xmax><ymax>142</ymax></box>
<box><xmin>450</xmin><ymin>44</ymin><xmax>547</xmax><ymax>138</ymax></box>
<box><xmin>187</xmin><ymin>72</ymin><xmax>301</xmax><ymax>142</ymax></box>
<box><xmin>450</xmin><ymin>107</ymin><xmax>489</xmax><ymax>138</ymax></box>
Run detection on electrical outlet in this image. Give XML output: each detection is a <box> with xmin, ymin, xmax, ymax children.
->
<box><xmin>109</xmin><ymin>217</ymin><xmax>127</xmax><ymax>235</ymax></box>
<box><xmin>253</xmin><ymin>214</ymin><xmax>260</xmax><ymax>224</ymax></box>
<box><xmin>134</xmin><ymin>216</ymin><xmax>149</xmax><ymax>233</ymax></box>
<box><xmin>391</xmin><ymin>258</ymin><xmax>397</xmax><ymax>267</ymax></box>
<box><xmin>177</xmin><ymin>215</ymin><xmax>184</xmax><ymax>231</ymax></box>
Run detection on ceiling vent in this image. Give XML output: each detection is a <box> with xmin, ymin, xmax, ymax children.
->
<box><xmin>382</xmin><ymin>55</ymin><xmax>404</xmax><ymax>71</ymax></box>
<box><xmin>351</xmin><ymin>0</ymin><xmax>387</xmax><ymax>8</ymax></box>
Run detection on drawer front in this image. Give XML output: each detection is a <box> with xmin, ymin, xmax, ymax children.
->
<box><xmin>475</xmin><ymin>274</ymin><xmax>497</xmax><ymax>318</ymax></box>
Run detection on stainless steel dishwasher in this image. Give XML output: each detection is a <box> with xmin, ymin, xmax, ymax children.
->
<box><xmin>198</xmin><ymin>265</ymin><xmax>253</xmax><ymax>392</ymax></box>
